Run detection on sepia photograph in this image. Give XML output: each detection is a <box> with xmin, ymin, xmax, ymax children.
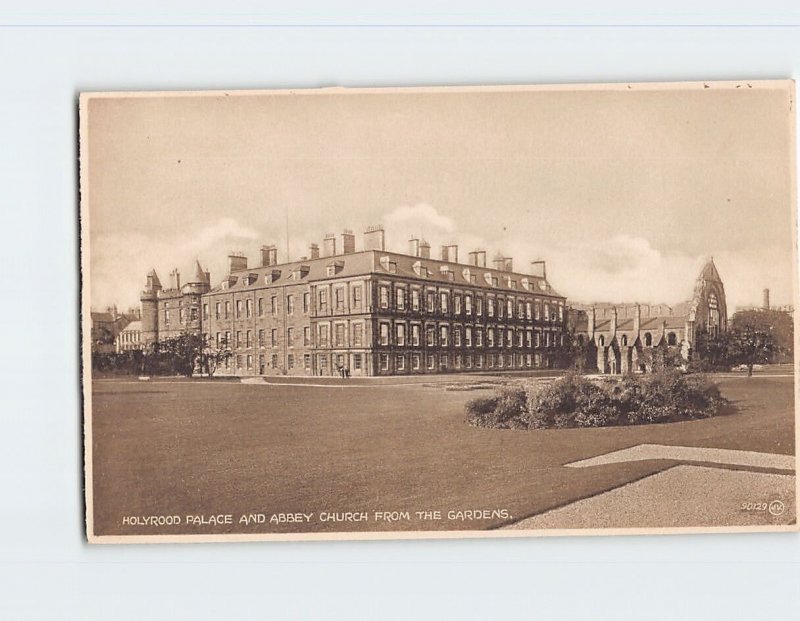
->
<box><xmin>80</xmin><ymin>80</ymin><xmax>797</xmax><ymax>542</ymax></box>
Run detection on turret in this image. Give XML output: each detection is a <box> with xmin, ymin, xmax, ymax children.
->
<box><xmin>140</xmin><ymin>268</ymin><xmax>162</xmax><ymax>345</ymax></box>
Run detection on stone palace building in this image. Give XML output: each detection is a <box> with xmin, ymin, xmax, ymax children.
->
<box><xmin>139</xmin><ymin>226</ymin><xmax>569</xmax><ymax>376</ymax></box>
<box><xmin>134</xmin><ymin>227</ymin><xmax>727</xmax><ymax>377</ymax></box>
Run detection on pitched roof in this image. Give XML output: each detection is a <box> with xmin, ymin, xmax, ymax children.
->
<box><xmin>212</xmin><ymin>250</ymin><xmax>565</xmax><ymax>298</ymax></box>
<box><xmin>698</xmin><ymin>257</ymin><xmax>723</xmax><ymax>283</ymax></box>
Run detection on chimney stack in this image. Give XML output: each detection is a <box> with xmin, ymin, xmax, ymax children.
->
<box><xmin>763</xmin><ymin>288</ymin><xmax>770</xmax><ymax>310</ymax></box>
<box><xmin>409</xmin><ymin>237</ymin><xmax>420</xmax><ymax>257</ymax></box>
<box><xmin>309</xmin><ymin>243</ymin><xmax>320</xmax><ymax>260</ymax></box>
<box><xmin>341</xmin><ymin>230</ymin><xmax>355</xmax><ymax>254</ymax></box>
<box><xmin>468</xmin><ymin>250</ymin><xmax>486</xmax><ymax>267</ymax></box>
<box><xmin>363</xmin><ymin>225</ymin><xmax>385</xmax><ymax>251</ymax></box>
<box><xmin>170</xmin><ymin>268</ymin><xmax>181</xmax><ymax>290</ymax></box>
<box><xmin>323</xmin><ymin>233</ymin><xmax>336</xmax><ymax>257</ymax></box>
<box><xmin>441</xmin><ymin>244</ymin><xmax>458</xmax><ymax>263</ymax></box>
<box><xmin>530</xmin><ymin>260</ymin><xmax>546</xmax><ymax>280</ymax></box>
<box><xmin>633</xmin><ymin>303</ymin><xmax>641</xmax><ymax>335</ymax></box>
<box><xmin>419</xmin><ymin>239</ymin><xmax>431</xmax><ymax>259</ymax></box>
<box><xmin>260</xmin><ymin>245</ymin><xmax>278</xmax><ymax>267</ymax></box>
<box><xmin>493</xmin><ymin>254</ymin><xmax>506</xmax><ymax>271</ymax></box>
<box><xmin>228</xmin><ymin>253</ymin><xmax>247</xmax><ymax>273</ymax></box>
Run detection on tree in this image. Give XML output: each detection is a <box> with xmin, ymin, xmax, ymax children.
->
<box><xmin>731</xmin><ymin>310</ymin><xmax>793</xmax><ymax>363</ymax></box>
<box><xmin>199</xmin><ymin>335</ymin><xmax>233</xmax><ymax>377</ymax></box>
<box><xmin>554</xmin><ymin>330</ymin><xmax>588</xmax><ymax>373</ymax></box>
<box><xmin>692</xmin><ymin>322</ymin><xmax>779</xmax><ymax>376</ymax></box>
<box><xmin>727</xmin><ymin>324</ymin><xmax>778</xmax><ymax>376</ymax></box>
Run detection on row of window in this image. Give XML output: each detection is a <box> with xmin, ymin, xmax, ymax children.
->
<box><xmin>212</xmin><ymin>323</ymin><xmax>564</xmax><ymax>350</ymax></box>
<box><xmin>117</xmin><ymin>331</ymin><xmax>140</xmax><ymax>343</ymax></box>
<box><xmin>221</xmin><ymin>351</ymin><xmax>547</xmax><ymax>374</ymax></box>
<box><xmin>377</xmin><ymin>285</ymin><xmax>563</xmax><ymax>322</ymax></box>
<box><xmin>205</xmin><ymin>292</ymin><xmax>314</xmax><ymax>321</ymax></box>
<box><xmin>226</xmin><ymin>352</ymin><xmax>313</xmax><ymax>372</ymax></box>
<box><xmin>162</xmin><ymin>306</ymin><xmax>199</xmax><ymax>325</ymax></box>
<box><xmin>377</xmin><ymin>352</ymin><xmax>547</xmax><ymax>372</ymax></box>
<box><xmin>214</xmin><ymin>326</ymin><xmax>315</xmax><ymax>349</ymax></box>
<box><xmin>377</xmin><ymin>323</ymin><xmax>563</xmax><ymax>349</ymax></box>
<box><xmin>595</xmin><ymin>332</ymin><xmax>679</xmax><ymax>347</ymax></box>
<box><xmin>202</xmin><ymin>284</ymin><xmax>564</xmax><ymax>323</ymax></box>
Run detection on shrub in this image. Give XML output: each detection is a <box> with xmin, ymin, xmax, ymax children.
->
<box><xmin>465</xmin><ymin>386</ymin><xmax>527</xmax><ymax>429</ymax></box>
<box><xmin>464</xmin><ymin>395</ymin><xmax>500</xmax><ymax>428</ymax></box>
<box><xmin>465</xmin><ymin>370</ymin><xmax>729</xmax><ymax>430</ymax></box>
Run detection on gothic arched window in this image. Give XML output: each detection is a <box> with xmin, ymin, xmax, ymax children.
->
<box><xmin>644</xmin><ymin>332</ymin><xmax>653</xmax><ymax>347</ymax></box>
<box><xmin>707</xmin><ymin>292</ymin><xmax>720</xmax><ymax>337</ymax></box>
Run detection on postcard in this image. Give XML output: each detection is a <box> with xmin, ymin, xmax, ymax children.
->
<box><xmin>80</xmin><ymin>80</ymin><xmax>797</xmax><ymax>542</ymax></box>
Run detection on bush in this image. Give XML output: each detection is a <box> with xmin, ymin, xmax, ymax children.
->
<box><xmin>466</xmin><ymin>370</ymin><xmax>729</xmax><ymax>430</ymax></box>
<box><xmin>465</xmin><ymin>385</ymin><xmax>527</xmax><ymax>429</ymax></box>
<box><xmin>464</xmin><ymin>395</ymin><xmax>499</xmax><ymax>428</ymax></box>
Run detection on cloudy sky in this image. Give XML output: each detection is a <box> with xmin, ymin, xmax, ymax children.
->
<box><xmin>85</xmin><ymin>82</ymin><xmax>795</xmax><ymax>313</ymax></box>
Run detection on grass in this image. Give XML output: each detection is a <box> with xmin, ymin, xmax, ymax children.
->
<box><xmin>89</xmin><ymin>373</ymin><xmax>795</xmax><ymax>535</ymax></box>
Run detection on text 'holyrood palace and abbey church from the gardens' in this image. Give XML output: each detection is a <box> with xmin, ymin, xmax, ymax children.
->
<box><xmin>101</xmin><ymin>225</ymin><xmax>729</xmax><ymax>377</ymax></box>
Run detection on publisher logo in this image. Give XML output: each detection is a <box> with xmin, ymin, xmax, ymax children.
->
<box><xmin>768</xmin><ymin>500</ymin><xmax>785</xmax><ymax>516</ymax></box>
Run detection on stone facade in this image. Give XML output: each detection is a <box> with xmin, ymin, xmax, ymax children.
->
<box><xmin>141</xmin><ymin>227</ymin><xmax>570</xmax><ymax>376</ymax></box>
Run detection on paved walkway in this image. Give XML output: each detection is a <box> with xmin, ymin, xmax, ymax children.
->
<box><xmin>506</xmin><ymin>465</ymin><xmax>796</xmax><ymax>529</ymax></box>
<box><xmin>566</xmin><ymin>444</ymin><xmax>796</xmax><ymax>471</ymax></box>
<box><xmin>506</xmin><ymin>442</ymin><xmax>796</xmax><ymax>530</ymax></box>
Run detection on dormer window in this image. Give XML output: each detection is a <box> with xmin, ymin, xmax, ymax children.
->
<box><xmin>439</xmin><ymin>266</ymin><xmax>454</xmax><ymax>281</ymax></box>
<box><xmin>379</xmin><ymin>256</ymin><xmax>396</xmax><ymax>273</ymax></box>
<box><xmin>326</xmin><ymin>260</ymin><xmax>345</xmax><ymax>278</ymax></box>
<box><xmin>462</xmin><ymin>268</ymin><xmax>476</xmax><ymax>284</ymax></box>
<box><xmin>292</xmin><ymin>265</ymin><xmax>310</xmax><ymax>281</ymax></box>
<box><xmin>521</xmin><ymin>278</ymin><xmax>531</xmax><ymax>291</ymax></box>
<box><xmin>413</xmin><ymin>260</ymin><xmax>429</xmax><ymax>278</ymax></box>
<box><xmin>264</xmin><ymin>269</ymin><xmax>282</xmax><ymax>284</ymax></box>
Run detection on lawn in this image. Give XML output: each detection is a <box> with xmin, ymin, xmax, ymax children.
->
<box><xmin>89</xmin><ymin>373</ymin><xmax>795</xmax><ymax>536</ymax></box>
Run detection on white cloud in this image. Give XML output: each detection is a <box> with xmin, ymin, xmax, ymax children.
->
<box><xmin>383</xmin><ymin>203</ymin><xmax>454</xmax><ymax>234</ymax></box>
<box><xmin>90</xmin><ymin>217</ymin><xmax>262</xmax><ymax>311</ymax></box>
